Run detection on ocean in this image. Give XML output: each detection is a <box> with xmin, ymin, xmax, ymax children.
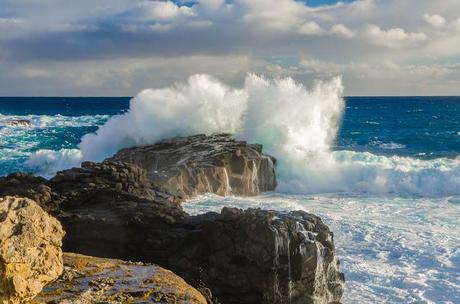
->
<box><xmin>1</xmin><ymin>94</ymin><xmax>459</xmax><ymax>303</ymax></box>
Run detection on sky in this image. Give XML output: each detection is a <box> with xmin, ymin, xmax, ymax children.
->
<box><xmin>0</xmin><ymin>0</ymin><xmax>459</xmax><ymax>96</ymax></box>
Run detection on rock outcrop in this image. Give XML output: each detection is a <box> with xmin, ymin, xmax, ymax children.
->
<box><xmin>0</xmin><ymin>134</ymin><xmax>344</xmax><ymax>304</ymax></box>
<box><xmin>108</xmin><ymin>134</ymin><xmax>277</xmax><ymax>198</ymax></box>
<box><xmin>0</xmin><ymin>119</ymin><xmax>31</xmax><ymax>127</ymax></box>
<box><xmin>0</xmin><ymin>196</ymin><xmax>65</xmax><ymax>304</ymax></box>
<box><xmin>59</xmin><ymin>201</ymin><xmax>344</xmax><ymax>304</ymax></box>
<box><xmin>34</xmin><ymin>253</ymin><xmax>209</xmax><ymax>304</ymax></box>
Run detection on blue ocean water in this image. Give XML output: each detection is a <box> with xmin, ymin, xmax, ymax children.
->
<box><xmin>1</xmin><ymin>96</ymin><xmax>460</xmax><ymax>303</ymax></box>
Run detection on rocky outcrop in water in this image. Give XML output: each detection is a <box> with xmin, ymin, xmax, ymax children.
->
<box><xmin>0</xmin><ymin>196</ymin><xmax>64</xmax><ymax>304</ymax></box>
<box><xmin>108</xmin><ymin>134</ymin><xmax>277</xmax><ymax>198</ymax></box>
<box><xmin>0</xmin><ymin>134</ymin><xmax>344</xmax><ymax>304</ymax></box>
<box><xmin>34</xmin><ymin>253</ymin><xmax>209</xmax><ymax>304</ymax></box>
<box><xmin>58</xmin><ymin>192</ymin><xmax>344</xmax><ymax>303</ymax></box>
<box><xmin>0</xmin><ymin>119</ymin><xmax>31</xmax><ymax>127</ymax></box>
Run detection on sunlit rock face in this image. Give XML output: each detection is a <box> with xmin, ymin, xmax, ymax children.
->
<box><xmin>0</xmin><ymin>196</ymin><xmax>64</xmax><ymax>304</ymax></box>
<box><xmin>108</xmin><ymin>134</ymin><xmax>277</xmax><ymax>198</ymax></box>
<box><xmin>34</xmin><ymin>253</ymin><xmax>209</xmax><ymax>304</ymax></box>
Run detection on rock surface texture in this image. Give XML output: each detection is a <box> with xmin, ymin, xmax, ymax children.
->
<box><xmin>0</xmin><ymin>134</ymin><xmax>344</xmax><ymax>304</ymax></box>
<box><xmin>60</xmin><ymin>203</ymin><xmax>344</xmax><ymax>304</ymax></box>
<box><xmin>33</xmin><ymin>253</ymin><xmax>208</xmax><ymax>304</ymax></box>
<box><xmin>0</xmin><ymin>196</ymin><xmax>64</xmax><ymax>304</ymax></box>
<box><xmin>109</xmin><ymin>134</ymin><xmax>277</xmax><ymax>198</ymax></box>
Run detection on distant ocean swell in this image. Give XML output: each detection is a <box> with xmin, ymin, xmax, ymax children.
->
<box><xmin>3</xmin><ymin>74</ymin><xmax>460</xmax><ymax>197</ymax></box>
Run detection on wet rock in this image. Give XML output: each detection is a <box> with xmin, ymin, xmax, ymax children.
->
<box><xmin>59</xmin><ymin>201</ymin><xmax>344</xmax><ymax>304</ymax></box>
<box><xmin>0</xmin><ymin>119</ymin><xmax>31</xmax><ymax>127</ymax></box>
<box><xmin>33</xmin><ymin>253</ymin><xmax>208</xmax><ymax>304</ymax></box>
<box><xmin>0</xmin><ymin>196</ymin><xmax>65</xmax><ymax>304</ymax></box>
<box><xmin>108</xmin><ymin>134</ymin><xmax>277</xmax><ymax>198</ymax></box>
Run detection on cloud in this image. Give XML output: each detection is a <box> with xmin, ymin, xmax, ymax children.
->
<box><xmin>330</xmin><ymin>24</ymin><xmax>355</xmax><ymax>38</ymax></box>
<box><xmin>298</xmin><ymin>21</ymin><xmax>322</xmax><ymax>35</ymax></box>
<box><xmin>0</xmin><ymin>0</ymin><xmax>460</xmax><ymax>95</ymax></box>
<box><xmin>134</xmin><ymin>1</ymin><xmax>195</xmax><ymax>21</ymax></box>
<box><xmin>423</xmin><ymin>14</ymin><xmax>446</xmax><ymax>28</ymax></box>
<box><xmin>365</xmin><ymin>25</ymin><xmax>427</xmax><ymax>48</ymax></box>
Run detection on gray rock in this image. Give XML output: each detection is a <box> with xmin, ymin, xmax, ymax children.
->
<box><xmin>108</xmin><ymin>134</ymin><xmax>277</xmax><ymax>198</ymax></box>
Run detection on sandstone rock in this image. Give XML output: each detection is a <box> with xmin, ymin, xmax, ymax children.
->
<box><xmin>33</xmin><ymin>253</ymin><xmax>208</xmax><ymax>304</ymax></box>
<box><xmin>0</xmin><ymin>197</ymin><xmax>64</xmax><ymax>304</ymax></box>
<box><xmin>108</xmin><ymin>134</ymin><xmax>277</xmax><ymax>198</ymax></box>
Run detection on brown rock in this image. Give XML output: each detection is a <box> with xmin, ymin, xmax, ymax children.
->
<box><xmin>0</xmin><ymin>196</ymin><xmax>64</xmax><ymax>304</ymax></box>
<box><xmin>33</xmin><ymin>253</ymin><xmax>208</xmax><ymax>304</ymax></box>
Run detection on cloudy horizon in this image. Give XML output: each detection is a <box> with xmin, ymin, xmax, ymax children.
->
<box><xmin>1</xmin><ymin>0</ymin><xmax>459</xmax><ymax>96</ymax></box>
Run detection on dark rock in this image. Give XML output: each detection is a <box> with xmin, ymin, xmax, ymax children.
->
<box><xmin>108</xmin><ymin>134</ymin><xmax>277</xmax><ymax>198</ymax></box>
<box><xmin>59</xmin><ymin>200</ymin><xmax>344</xmax><ymax>304</ymax></box>
<box><xmin>0</xmin><ymin>135</ymin><xmax>343</xmax><ymax>304</ymax></box>
<box><xmin>0</xmin><ymin>173</ymin><xmax>59</xmax><ymax>212</ymax></box>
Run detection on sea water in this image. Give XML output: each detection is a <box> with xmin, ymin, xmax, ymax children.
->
<box><xmin>0</xmin><ymin>76</ymin><xmax>459</xmax><ymax>303</ymax></box>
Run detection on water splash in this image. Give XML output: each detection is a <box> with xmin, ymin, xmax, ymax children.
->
<box><xmin>24</xmin><ymin>74</ymin><xmax>460</xmax><ymax>197</ymax></box>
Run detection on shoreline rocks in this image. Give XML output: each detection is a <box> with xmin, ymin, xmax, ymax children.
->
<box><xmin>0</xmin><ymin>134</ymin><xmax>344</xmax><ymax>304</ymax></box>
<box><xmin>34</xmin><ymin>253</ymin><xmax>209</xmax><ymax>304</ymax></box>
<box><xmin>0</xmin><ymin>197</ymin><xmax>65</xmax><ymax>304</ymax></box>
<box><xmin>108</xmin><ymin>134</ymin><xmax>277</xmax><ymax>198</ymax></box>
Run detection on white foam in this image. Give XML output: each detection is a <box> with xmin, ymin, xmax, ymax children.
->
<box><xmin>25</xmin><ymin>149</ymin><xmax>82</xmax><ymax>177</ymax></box>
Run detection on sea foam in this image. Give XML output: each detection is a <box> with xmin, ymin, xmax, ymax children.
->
<box><xmin>26</xmin><ymin>74</ymin><xmax>460</xmax><ymax>196</ymax></box>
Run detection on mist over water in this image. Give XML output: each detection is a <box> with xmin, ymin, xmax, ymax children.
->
<box><xmin>23</xmin><ymin>74</ymin><xmax>460</xmax><ymax>197</ymax></box>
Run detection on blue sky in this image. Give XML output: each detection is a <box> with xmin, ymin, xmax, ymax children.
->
<box><xmin>0</xmin><ymin>0</ymin><xmax>459</xmax><ymax>96</ymax></box>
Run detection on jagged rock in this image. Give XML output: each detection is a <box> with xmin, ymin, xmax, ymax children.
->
<box><xmin>0</xmin><ymin>135</ymin><xmax>343</xmax><ymax>304</ymax></box>
<box><xmin>0</xmin><ymin>197</ymin><xmax>65</xmax><ymax>304</ymax></box>
<box><xmin>33</xmin><ymin>253</ymin><xmax>208</xmax><ymax>304</ymax></box>
<box><xmin>0</xmin><ymin>173</ymin><xmax>58</xmax><ymax>213</ymax></box>
<box><xmin>60</xmin><ymin>200</ymin><xmax>344</xmax><ymax>303</ymax></box>
<box><xmin>108</xmin><ymin>134</ymin><xmax>277</xmax><ymax>198</ymax></box>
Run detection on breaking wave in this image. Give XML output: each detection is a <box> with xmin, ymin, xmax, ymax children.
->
<box><xmin>26</xmin><ymin>74</ymin><xmax>460</xmax><ymax>196</ymax></box>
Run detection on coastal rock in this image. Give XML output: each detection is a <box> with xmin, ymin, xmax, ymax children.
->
<box><xmin>0</xmin><ymin>135</ymin><xmax>343</xmax><ymax>303</ymax></box>
<box><xmin>34</xmin><ymin>253</ymin><xmax>209</xmax><ymax>304</ymax></box>
<box><xmin>0</xmin><ymin>119</ymin><xmax>32</xmax><ymax>127</ymax></box>
<box><xmin>0</xmin><ymin>196</ymin><xmax>64</xmax><ymax>304</ymax></box>
<box><xmin>108</xmin><ymin>134</ymin><xmax>277</xmax><ymax>198</ymax></box>
<box><xmin>0</xmin><ymin>173</ymin><xmax>58</xmax><ymax>213</ymax></box>
<box><xmin>60</xmin><ymin>198</ymin><xmax>344</xmax><ymax>303</ymax></box>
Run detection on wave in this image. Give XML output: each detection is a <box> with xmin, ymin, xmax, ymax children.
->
<box><xmin>25</xmin><ymin>74</ymin><xmax>460</xmax><ymax>197</ymax></box>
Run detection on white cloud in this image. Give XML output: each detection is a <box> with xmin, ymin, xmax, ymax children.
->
<box><xmin>330</xmin><ymin>24</ymin><xmax>355</xmax><ymax>38</ymax></box>
<box><xmin>423</xmin><ymin>14</ymin><xmax>446</xmax><ymax>28</ymax></box>
<box><xmin>365</xmin><ymin>25</ymin><xmax>427</xmax><ymax>48</ymax></box>
<box><xmin>298</xmin><ymin>21</ymin><xmax>322</xmax><ymax>35</ymax></box>
<box><xmin>138</xmin><ymin>1</ymin><xmax>195</xmax><ymax>21</ymax></box>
